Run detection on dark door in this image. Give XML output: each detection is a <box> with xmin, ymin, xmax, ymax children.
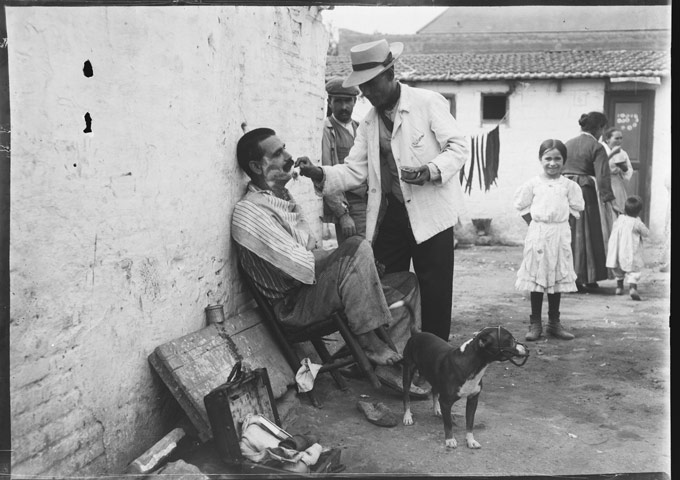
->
<box><xmin>604</xmin><ymin>90</ymin><xmax>655</xmax><ymax>224</ymax></box>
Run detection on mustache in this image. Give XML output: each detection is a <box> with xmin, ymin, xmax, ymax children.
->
<box><xmin>283</xmin><ymin>159</ymin><xmax>294</xmax><ymax>171</ymax></box>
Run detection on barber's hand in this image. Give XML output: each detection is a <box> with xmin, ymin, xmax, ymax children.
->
<box><xmin>400</xmin><ymin>165</ymin><xmax>430</xmax><ymax>186</ymax></box>
<box><xmin>339</xmin><ymin>214</ymin><xmax>357</xmax><ymax>238</ymax></box>
<box><xmin>611</xmin><ymin>202</ymin><xmax>623</xmax><ymax>215</ymax></box>
<box><xmin>295</xmin><ymin>157</ymin><xmax>324</xmax><ymax>182</ymax></box>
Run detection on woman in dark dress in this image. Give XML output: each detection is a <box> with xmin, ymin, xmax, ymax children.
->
<box><xmin>562</xmin><ymin>112</ymin><xmax>616</xmax><ymax>292</ymax></box>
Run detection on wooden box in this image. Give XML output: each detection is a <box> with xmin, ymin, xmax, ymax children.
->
<box><xmin>204</xmin><ymin>364</ymin><xmax>342</xmax><ymax>475</ymax></box>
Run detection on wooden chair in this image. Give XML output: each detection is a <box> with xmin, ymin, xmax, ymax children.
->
<box><xmin>238</xmin><ymin>265</ymin><xmax>391</xmax><ymax>407</ymax></box>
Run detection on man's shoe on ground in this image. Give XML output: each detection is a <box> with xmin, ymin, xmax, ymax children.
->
<box><xmin>356</xmin><ymin>401</ymin><xmax>397</xmax><ymax>427</ymax></box>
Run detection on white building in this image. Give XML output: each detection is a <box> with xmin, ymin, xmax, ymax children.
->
<box><xmin>328</xmin><ymin>5</ymin><xmax>671</xmax><ymax>245</ymax></box>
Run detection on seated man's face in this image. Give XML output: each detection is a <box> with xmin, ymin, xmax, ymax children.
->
<box><xmin>329</xmin><ymin>96</ymin><xmax>356</xmax><ymax>124</ymax></box>
<box><xmin>257</xmin><ymin>135</ymin><xmax>295</xmax><ymax>187</ymax></box>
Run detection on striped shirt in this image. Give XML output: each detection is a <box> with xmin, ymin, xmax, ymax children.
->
<box><xmin>232</xmin><ymin>184</ymin><xmax>317</xmax><ymax>301</ymax></box>
<box><xmin>237</xmin><ymin>246</ymin><xmax>300</xmax><ymax>301</ymax></box>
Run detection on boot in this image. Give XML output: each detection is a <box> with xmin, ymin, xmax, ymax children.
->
<box><xmin>525</xmin><ymin>315</ymin><xmax>542</xmax><ymax>341</ymax></box>
<box><xmin>629</xmin><ymin>283</ymin><xmax>641</xmax><ymax>301</ymax></box>
<box><xmin>546</xmin><ymin>313</ymin><xmax>574</xmax><ymax>340</ymax></box>
<box><xmin>615</xmin><ymin>279</ymin><xmax>624</xmax><ymax>295</ymax></box>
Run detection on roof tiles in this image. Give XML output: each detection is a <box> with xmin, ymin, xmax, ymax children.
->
<box><xmin>326</xmin><ymin>50</ymin><xmax>669</xmax><ymax>82</ymax></box>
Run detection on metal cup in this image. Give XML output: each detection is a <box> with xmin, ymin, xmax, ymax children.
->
<box><xmin>205</xmin><ymin>304</ymin><xmax>225</xmax><ymax>324</ymax></box>
<box><xmin>400</xmin><ymin>167</ymin><xmax>418</xmax><ymax>180</ymax></box>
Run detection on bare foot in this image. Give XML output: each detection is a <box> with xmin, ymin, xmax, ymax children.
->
<box><xmin>357</xmin><ymin>331</ymin><xmax>401</xmax><ymax>365</ymax></box>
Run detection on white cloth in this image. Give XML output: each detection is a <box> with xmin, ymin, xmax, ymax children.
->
<box><xmin>514</xmin><ymin>175</ymin><xmax>584</xmax><ymax>293</ymax></box>
<box><xmin>239</xmin><ymin>413</ymin><xmax>322</xmax><ymax>471</ymax></box>
<box><xmin>320</xmin><ymin>83</ymin><xmax>469</xmax><ymax>245</ymax></box>
<box><xmin>240</xmin><ymin>415</ymin><xmax>284</xmax><ymax>463</ymax></box>
<box><xmin>294</xmin><ymin>358</ymin><xmax>322</xmax><ymax>393</ymax></box>
<box><xmin>606</xmin><ymin>215</ymin><xmax>649</xmax><ymax>274</ymax></box>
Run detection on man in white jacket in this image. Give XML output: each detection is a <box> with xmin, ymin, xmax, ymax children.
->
<box><xmin>298</xmin><ymin>39</ymin><xmax>468</xmax><ymax>341</ymax></box>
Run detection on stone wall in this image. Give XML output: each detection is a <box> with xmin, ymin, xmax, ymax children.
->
<box><xmin>7</xmin><ymin>5</ymin><xmax>328</xmax><ymax>476</ymax></box>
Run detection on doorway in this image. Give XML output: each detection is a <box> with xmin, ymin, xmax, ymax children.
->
<box><xmin>604</xmin><ymin>89</ymin><xmax>655</xmax><ymax>224</ymax></box>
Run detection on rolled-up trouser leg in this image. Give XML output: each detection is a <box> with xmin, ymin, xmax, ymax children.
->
<box><xmin>380</xmin><ymin>271</ymin><xmax>421</xmax><ymax>353</ymax></box>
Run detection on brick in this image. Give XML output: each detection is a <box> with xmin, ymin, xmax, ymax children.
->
<box><xmin>12</xmin><ymin>408</ymin><xmax>100</xmax><ymax>466</ymax></box>
<box><xmin>12</xmin><ymin>385</ymin><xmax>80</xmax><ymax>425</ymax></box>
<box><xmin>13</xmin><ymin>420</ymin><xmax>105</xmax><ymax>476</ymax></box>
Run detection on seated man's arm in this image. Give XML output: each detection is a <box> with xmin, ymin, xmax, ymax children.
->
<box><xmin>232</xmin><ymin>200</ymin><xmax>316</xmax><ymax>285</ymax></box>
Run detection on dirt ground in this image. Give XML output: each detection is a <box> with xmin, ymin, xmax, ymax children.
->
<box><xmin>181</xmin><ymin>243</ymin><xmax>671</xmax><ymax>478</ymax></box>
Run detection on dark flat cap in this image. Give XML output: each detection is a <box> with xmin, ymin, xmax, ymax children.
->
<box><xmin>325</xmin><ymin>77</ymin><xmax>360</xmax><ymax>97</ymax></box>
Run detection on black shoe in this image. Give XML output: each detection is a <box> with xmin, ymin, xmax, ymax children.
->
<box><xmin>585</xmin><ymin>282</ymin><xmax>599</xmax><ymax>289</ymax></box>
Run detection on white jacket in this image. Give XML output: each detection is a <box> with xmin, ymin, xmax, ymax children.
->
<box><xmin>321</xmin><ymin>83</ymin><xmax>469</xmax><ymax>244</ymax></box>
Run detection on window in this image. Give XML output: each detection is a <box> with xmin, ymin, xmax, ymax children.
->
<box><xmin>443</xmin><ymin>94</ymin><xmax>457</xmax><ymax>118</ymax></box>
<box><xmin>482</xmin><ymin>94</ymin><xmax>508</xmax><ymax>123</ymax></box>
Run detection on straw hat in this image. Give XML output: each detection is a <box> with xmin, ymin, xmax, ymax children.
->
<box><xmin>342</xmin><ymin>39</ymin><xmax>403</xmax><ymax>88</ymax></box>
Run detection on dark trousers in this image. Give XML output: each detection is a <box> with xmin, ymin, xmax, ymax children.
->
<box><xmin>373</xmin><ymin>195</ymin><xmax>454</xmax><ymax>341</ymax></box>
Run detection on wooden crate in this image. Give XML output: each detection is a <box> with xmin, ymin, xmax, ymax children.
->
<box><xmin>148</xmin><ymin>323</ymin><xmax>244</xmax><ymax>442</ymax></box>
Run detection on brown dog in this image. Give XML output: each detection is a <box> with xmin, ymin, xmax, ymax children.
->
<box><xmin>402</xmin><ymin>327</ymin><xmax>529</xmax><ymax>448</ymax></box>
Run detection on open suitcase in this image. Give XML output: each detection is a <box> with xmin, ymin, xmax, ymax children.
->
<box><xmin>204</xmin><ymin>362</ymin><xmax>343</xmax><ymax>476</ymax></box>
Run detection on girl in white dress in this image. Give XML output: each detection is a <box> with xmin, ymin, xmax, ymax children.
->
<box><xmin>606</xmin><ymin>195</ymin><xmax>649</xmax><ymax>300</ymax></box>
<box><xmin>515</xmin><ymin>139</ymin><xmax>585</xmax><ymax>341</ymax></box>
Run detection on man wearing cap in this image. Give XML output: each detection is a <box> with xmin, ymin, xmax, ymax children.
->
<box><xmin>297</xmin><ymin>39</ymin><xmax>469</xmax><ymax>342</ymax></box>
<box><xmin>321</xmin><ymin>77</ymin><xmax>367</xmax><ymax>244</ymax></box>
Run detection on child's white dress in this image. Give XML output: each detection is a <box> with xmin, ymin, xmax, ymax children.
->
<box><xmin>514</xmin><ymin>176</ymin><xmax>585</xmax><ymax>293</ymax></box>
<box><xmin>606</xmin><ymin>215</ymin><xmax>649</xmax><ymax>277</ymax></box>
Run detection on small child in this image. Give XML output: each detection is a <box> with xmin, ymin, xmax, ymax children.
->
<box><xmin>514</xmin><ymin>139</ymin><xmax>585</xmax><ymax>341</ymax></box>
<box><xmin>606</xmin><ymin>195</ymin><xmax>649</xmax><ymax>300</ymax></box>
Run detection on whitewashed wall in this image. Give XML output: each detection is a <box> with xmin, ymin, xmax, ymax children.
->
<box><xmin>648</xmin><ymin>78</ymin><xmax>671</xmax><ymax>243</ymax></box>
<box><xmin>418</xmin><ymin>78</ymin><xmax>670</xmax><ymax>245</ymax></box>
<box><xmin>7</xmin><ymin>6</ymin><xmax>327</xmax><ymax>476</ymax></box>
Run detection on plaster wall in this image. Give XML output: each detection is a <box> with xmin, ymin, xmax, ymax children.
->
<box><xmin>7</xmin><ymin>6</ymin><xmax>327</xmax><ymax>476</ymax></box>
<box><xmin>417</xmin><ymin>79</ymin><xmax>669</xmax><ymax>245</ymax></box>
<box><xmin>647</xmin><ymin>77</ymin><xmax>671</xmax><ymax>244</ymax></box>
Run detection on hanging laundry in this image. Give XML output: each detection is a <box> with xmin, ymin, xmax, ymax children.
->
<box><xmin>460</xmin><ymin>125</ymin><xmax>501</xmax><ymax>194</ymax></box>
<box><xmin>476</xmin><ymin>133</ymin><xmax>485</xmax><ymax>191</ymax></box>
<box><xmin>484</xmin><ymin>125</ymin><xmax>500</xmax><ymax>191</ymax></box>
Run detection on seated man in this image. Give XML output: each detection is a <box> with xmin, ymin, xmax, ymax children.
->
<box><xmin>231</xmin><ymin>127</ymin><xmax>420</xmax><ymax>365</ymax></box>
